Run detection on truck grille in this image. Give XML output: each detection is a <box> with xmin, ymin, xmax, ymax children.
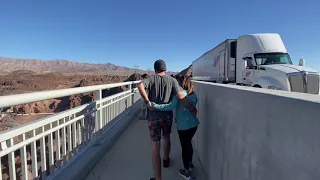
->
<box><xmin>288</xmin><ymin>74</ymin><xmax>319</xmax><ymax>94</ymax></box>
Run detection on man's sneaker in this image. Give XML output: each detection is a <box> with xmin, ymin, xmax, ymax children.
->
<box><xmin>189</xmin><ymin>162</ymin><xmax>194</xmax><ymax>172</ymax></box>
<box><xmin>178</xmin><ymin>169</ymin><xmax>193</xmax><ymax>180</ymax></box>
<box><xmin>163</xmin><ymin>158</ymin><xmax>170</xmax><ymax>168</ymax></box>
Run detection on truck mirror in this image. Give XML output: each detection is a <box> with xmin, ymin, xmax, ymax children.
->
<box><xmin>299</xmin><ymin>59</ymin><xmax>305</xmax><ymax>66</ymax></box>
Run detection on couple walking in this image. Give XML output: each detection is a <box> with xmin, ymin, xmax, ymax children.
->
<box><xmin>137</xmin><ymin>60</ymin><xmax>200</xmax><ymax>180</ymax></box>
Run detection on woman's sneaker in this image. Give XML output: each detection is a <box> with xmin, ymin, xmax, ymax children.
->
<box><xmin>178</xmin><ymin>169</ymin><xmax>194</xmax><ymax>180</ymax></box>
<box><xmin>189</xmin><ymin>162</ymin><xmax>195</xmax><ymax>172</ymax></box>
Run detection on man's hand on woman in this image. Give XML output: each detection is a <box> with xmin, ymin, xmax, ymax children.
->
<box><xmin>147</xmin><ymin>101</ymin><xmax>152</xmax><ymax>109</ymax></box>
<box><xmin>150</xmin><ymin>102</ymin><xmax>157</xmax><ymax>109</ymax></box>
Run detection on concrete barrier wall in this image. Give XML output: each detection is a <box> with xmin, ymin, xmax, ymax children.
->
<box><xmin>193</xmin><ymin>81</ymin><xmax>320</xmax><ymax>180</ymax></box>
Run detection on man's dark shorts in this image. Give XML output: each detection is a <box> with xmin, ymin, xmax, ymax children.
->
<box><xmin>147</xmin><ymin>116</ymin><xmax>173</xmax><ymax>141</ymax></box>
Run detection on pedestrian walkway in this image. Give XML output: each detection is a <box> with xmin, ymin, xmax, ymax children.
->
<box><xmin>84</xmin><ymin>116</ymin><xmax>206</xmax><ymax>180</ymax></box>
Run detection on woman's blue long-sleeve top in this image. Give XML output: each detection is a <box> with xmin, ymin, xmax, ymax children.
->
<box><xmin>151</xmin><ymin>90</ymin><xmax>199</xmax><ymax>130</ymax></box>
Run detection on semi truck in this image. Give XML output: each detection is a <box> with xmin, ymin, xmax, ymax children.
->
<box><xmin>192</xmin><ymin>33</ymin><xmax>320</xmax><ymax>94</ymax></box>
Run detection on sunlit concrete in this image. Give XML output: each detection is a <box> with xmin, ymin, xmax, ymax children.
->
<box><xmin>84</xmin><ymin>117</ymin><xmax>206</xmax><ymax>180</ymax></box>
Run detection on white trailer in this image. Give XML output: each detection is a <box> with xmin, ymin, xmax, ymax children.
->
<box><xmin>192</xmin><ymin>33</ymin><xmax>320</xmax><ymax>94</ymax></box>
<box><xmin>192</xmin><ymin>39</ymin><xmax>236</xmax><ymax>83</ymax></box>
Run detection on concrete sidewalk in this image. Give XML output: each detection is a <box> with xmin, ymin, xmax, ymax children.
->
<box><xmin>84</xmin><ymin>117</ymin><xmax>206</xmax><ymax>180</ymax></box>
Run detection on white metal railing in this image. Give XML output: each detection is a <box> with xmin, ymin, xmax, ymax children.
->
<box><xmin>0</xmin><ymin>81</ymin><xmax>141</xmax><ymax>180</ymax></box>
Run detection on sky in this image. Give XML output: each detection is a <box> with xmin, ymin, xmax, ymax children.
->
<box><xmin>0</xmin><ymin>0</ymin><xmax>319</xmax><ymax>72</ymax></box>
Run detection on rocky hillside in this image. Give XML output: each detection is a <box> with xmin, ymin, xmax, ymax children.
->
<box><xmin>0</xmin><ymin>57</ymin><xmax>177</xmax><ymax>76</ymax></box>
<box><xmin>1</xmin><ymin>73</ymin><xmax>145</xmax><ymax>114</ymax></box>
<box><xmin>0</xmin><ymin>70</ymin><xmax>128</xmax><ymax>96</ymax></box>
<box><xmin>0</xmin><ymin>57</ymin><xmax>134</xmax><ymax>75</ymax></box>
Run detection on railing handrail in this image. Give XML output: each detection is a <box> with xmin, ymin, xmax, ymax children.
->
<box><xmin>0</xmin><ymin>80</ymin><xmax>141</xmax><ymax>108</ymax></box>
<box><xmin>0</xmin><ymin>89</ymin><xmax>134</xmax><ymax>140</ymax></box>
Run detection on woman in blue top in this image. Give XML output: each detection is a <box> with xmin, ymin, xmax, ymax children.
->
<box><xmin>151</xmin><ymin>77</ymin><xmax>199</xmax><ymax>180</ymax></box>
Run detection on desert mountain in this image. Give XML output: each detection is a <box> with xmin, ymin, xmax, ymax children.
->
<box><xmin>0</xmin><ymin>57</ymin><xmax>132</xmax><ymax>74</ymax></box>
<box><xmin>0</xmin><ymin>57</ymin><xmax>177</xmax><ymax>75</ymax></box>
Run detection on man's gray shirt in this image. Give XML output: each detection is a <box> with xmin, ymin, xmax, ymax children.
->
<box><xmin>142</xmin><ymin>74</ymin><xmax>182</xmax><ymax>121</ymax></box>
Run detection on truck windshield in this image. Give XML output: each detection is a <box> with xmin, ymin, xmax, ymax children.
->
<box><xmin>254</xmin><ymin>53</ymin><xmax>293</xmax><ymax>65</ymax></box>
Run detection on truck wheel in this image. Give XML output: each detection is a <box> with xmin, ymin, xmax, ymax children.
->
<box><xmin>253</xmin><ymin>85</ymin><xmax>262</xmax><ymax>88</ymax></box>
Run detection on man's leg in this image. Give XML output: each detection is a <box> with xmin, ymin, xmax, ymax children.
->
<box><xmin>163</xmin><ymin>134</ymin><xmax>170</xmax><ymax>160</ymax></box>
<box><xmin>152</xmin><ymin>141</ymin><xmax>161</xmax><ymax>180</ymax></box>
<box><xmin>148</xmin><ymin>120</ymin><xmax>162</xmax><ymax>180</ymax></box>
<box><xmin>162</xmin><ymin>117</ymin><xmax>173</xmax><ymax>168</ymax></box>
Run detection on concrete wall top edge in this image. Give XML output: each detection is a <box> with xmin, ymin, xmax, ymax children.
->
<box><xmin>192</xmin><ymin>80</ymin><xmax>320</xmax><ymax>104</ymax></box>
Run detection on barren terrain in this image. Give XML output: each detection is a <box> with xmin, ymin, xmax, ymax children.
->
<box><xmin>0</xmin><ymin>57</ymin><xmax>188</xmax><ymax>115</ymax></box>
<box><xmin>0</xmin><ymin>57</ymin><xmax>176</xmax><ymax>76</ymax></box>
<box><xmin>0</xmin><ymin>57</ymin><xmax>186</xmax><ymax>124</ymax></box>
<box><xmin>0</xmin><ymin>57</ymin><xmax>190</xmax><ymax>180</ymax></box>
<box><xmin>0</xmin><ymin>70</ymin><xmax>129</xmax><ymax>96</ymax></box>
<box><xmin>0</xmin><ymin>71</ymin><xmax>144</xmax><ymax>113</ymax></box>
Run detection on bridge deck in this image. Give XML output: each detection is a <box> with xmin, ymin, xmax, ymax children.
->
<box><xmin>84</xmin><ymin>116</ymin><xmax>206</xmax><ymax>180</ymax></box>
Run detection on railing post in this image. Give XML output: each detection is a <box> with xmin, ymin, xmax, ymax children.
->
<box><xmin>95</xmin><ymin>89</ymin><xmax>103</xmax><ymax>133</ymax></box>
<box><xmin>0</xmin><ymin>141</ymin><xmax>7</xmax><ymax>150</ymax></box>
<box><xmin>130</xmin><ymin>83</ymin><xmax>135</xmax><ymax>106</ymax></box>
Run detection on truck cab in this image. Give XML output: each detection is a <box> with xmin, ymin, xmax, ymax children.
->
<box><xmin>235</xmin><ymin>33</ymin><xmax>319</xmax><ymax>94</ymax></box>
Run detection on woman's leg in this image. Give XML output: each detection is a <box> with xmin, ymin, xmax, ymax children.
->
<box><xmin>187</xmin><ymin>126</ymin><xmax>198</xmax><ymax>165</ymax></box>
<box><xmin>178</xmin><ymin>126</ymin><xmax>197</xmax><ymax>169</ymax></box>
<box><xmin>177</xmin><ymin>127</ymin><xmax>198</xmax><ymax>179</ymax></box>
<box><xmin>178</xmin><ymin>129</ymin><xmax>190</xmax><ymax>170</ymax></box>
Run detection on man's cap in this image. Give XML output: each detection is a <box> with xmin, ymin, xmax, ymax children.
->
<box><xmin>154</xmin><ymin>59</ymin><xmax>167</xmax><ymax>71</ymax></box>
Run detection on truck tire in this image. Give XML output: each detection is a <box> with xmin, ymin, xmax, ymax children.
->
<box><xmin>253</xmin><ymin>85</ymin><xmax>262</xmax><ymax>88</ymax></box>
